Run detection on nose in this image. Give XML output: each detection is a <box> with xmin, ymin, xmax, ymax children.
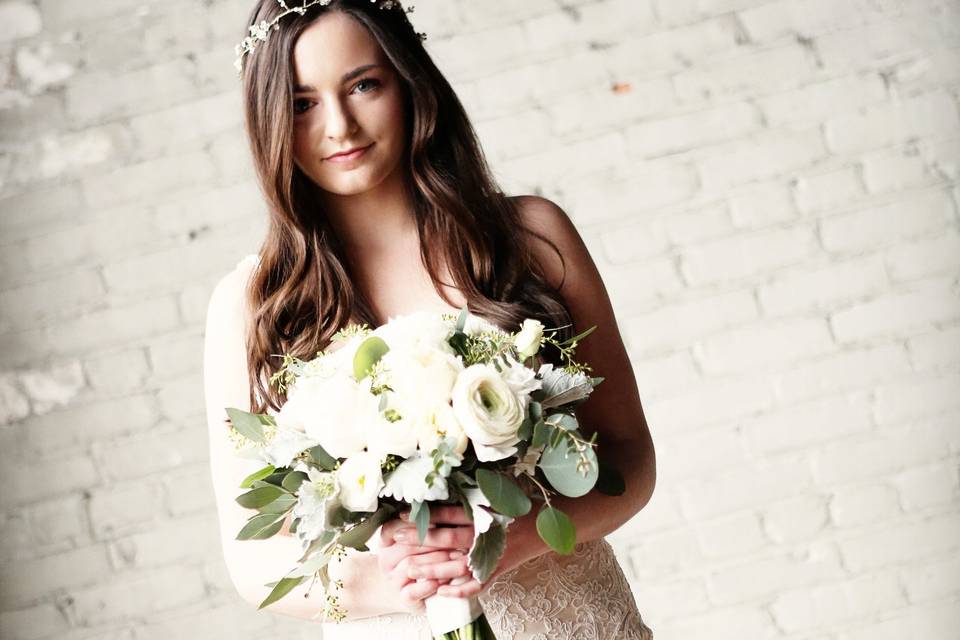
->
<box><xmin>325</xmin><ymin>97</ymin><xmax>358</xmax><ymax>141</ymax></box>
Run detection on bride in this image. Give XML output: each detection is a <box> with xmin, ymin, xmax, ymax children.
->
<box><xmin>203</xmin><ymin>1</ymin><xmax>657</xmax><ymax>637</ymax></box>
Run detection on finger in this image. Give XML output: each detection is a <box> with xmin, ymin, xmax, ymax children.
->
<box><xmin>436</xmin><ymin>578</ymin><xmax>483</xmax><ymax>598</ymax></box>
<box><xmin>408</xmin><ymin>558</ymin><xmax>469</xmax><ymax>581</ymax></box>
<box><xmin>404</xmin><ymin>550</ymin><xmax>451</xmax><ymax>566</ymax></box>
<box><xmin>400</xmin><ymin>578</ymin><xmax>440</xmax><ymax>602</ymax></box>
<box><xmin>428</xmin><ymin>504</ymin><xmax>474</xmax><ymax>525</ymax></box>
<box><xmin>395</xmin><ymin>525</ymin><xmax>473</xmax><ymax>549</ymax></box>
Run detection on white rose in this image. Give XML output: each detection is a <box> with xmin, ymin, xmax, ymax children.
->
<box><xmin>372</xmin><ymin>311</ymin><xmax>456</xmax><ymax>356</ymax></box>
<box><xmin>462</xmin><ymin>313</ymin><xmax>505</xmax><ymax>337</ymax></box>
<box><xmin>513</xmin><ymin>318</ymin><xmax>544</xmax><ymax>360</ymax></box>
<box><xmin>381</xmin><ymin>345</ymin><xmax>464</xmax><ymax>416</ymax></box>
<box><xmin>276</xmin><ymin>373</ymin><xmax>383</xmax><ymax>459</ymax></box>
<box><xmin>366</xmin><ymin>400</ymin><xmax>420</xmax><ymax>459</ymax></box>
<box><xmin>336</xmin><ymin>450</ymin><xmax>384</xmax><ymax>512</ymax></box>
<box><xmin>379</xmin><ymin>450</ymin><xmax>450</xmax><ymax>503</ymax></box>
<box><xmin>451</xmin><ymin>363</ymin><xmax>525</xmax><ymax>462</ymax></box>
<box><xmin>414</xmin><ymin>401</ymin><xmax>469</xmax><ymax>456</ymax></box>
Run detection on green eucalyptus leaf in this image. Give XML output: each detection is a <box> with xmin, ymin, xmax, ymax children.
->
<box><xmin>307</xmin><ymin>444</ymin><xmax>337</xmax><ymax>470</ymax></box>
<box><xmin>532</xmin><ymin>421</ymin><xmax>553</xmax><ymax>449</ymax></box>
<box><xmin>236</xmin><ymin>512</ymin><xmax>285</xmax><ymax>540</ymax></box>
<box><xmin>536</xmin><ymin>506</ymin><xmax>576</xmax><ymax>555</ymax></box>
<box><xmin>476</xmin><ymin>469</ymin><xmax>531</xmax><ymax>517</ymax></box>
<box><xmin>226</xmin><ymin>407</ymin><xmax>268</xmax><ymax>444</ymax></box>
<box><xmin>456</xmin><ymin>306</ymin><xmax>469</xmax><ymax>332</ymax></box>
<box><xmin>545</xmin><ymin>413</ymin><xmax>579</xmax><ymax>431</ymax></box>
<box><xmin>257</xmin><ymin>575</ymin><xmax>305</xmax><ymax>610</ymax></box>
<box><xmin>353</xmin><ymin>335</ymin><xmax>390</xmax><ymax>381</ymax></box>
<box><xmin>258</xmin><ymin>493</ymin><xmax>297</xmax><ymax>514</ymax></box>
<box><xmin>516</xmin><ymin>416</ymin><xmax>533</xmax><ymax>441</ymax></box>
<box><xmin>297</xmin><ymin>529</ymin><xmax>337</xmax><ymax>563</ymax></box>
<box><xmin>410</xmin><ymin>500</ymin><xmax>430</xmax><ymax>544</ymax></box>
<box><xmin>281</xmin><ymin>470</ymin><xmax>309</xmax><ymax>493</ymax></box>
<box><xmin>538</xmin><ymin>440</ymin><xmax>598</xmax><ymax>498</ymax></box>
<box><xmin>236</xmin><ymin>485</ymin><xmax>285</xmax><ymax>509</ymax></box>
<box><xmin>240</xmin><ymin>464</ymin><xmax>275</xmax><ymax>489</ymax></box>
<box><xmin>559</xmin><ymin>324</ymin><xmax>597</xmax><ymax>347</ymax></box>
<box><xmin>288</xmin><ymin>552</ymin><xmax>332</xmax><ymax>578</ymax></box>
<box><xmin>339</xmin><ymin>504</ymin><xmax>397</xmax><ymax>550</ymax></box>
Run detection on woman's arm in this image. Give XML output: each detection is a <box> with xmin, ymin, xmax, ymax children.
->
<box><xmin>203</xmin><ymin>260</ymin><xmax>406</xmax><ymax>621</ymax></box>
<box><xmin>427</xmin><ymin>195</ymin><xmax>658</xmax><ymax>596</ymax></box>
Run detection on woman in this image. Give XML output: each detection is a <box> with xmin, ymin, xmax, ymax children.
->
<box><xmin>203</xmin><ymin>1</ymin><xmax>657</xmax><ymax>637</ymax></box>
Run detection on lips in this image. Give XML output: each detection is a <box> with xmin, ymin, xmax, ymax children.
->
<box><xmin>325</xmin><ymin>143</ymin><xmax>372</xmax><ymax>160</ymax></box>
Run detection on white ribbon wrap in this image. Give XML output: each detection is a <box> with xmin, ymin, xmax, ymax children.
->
<box><xmin>423</xmin><ymin>581</ymin><xmax>484</xmax><ymax>635</ymax></box>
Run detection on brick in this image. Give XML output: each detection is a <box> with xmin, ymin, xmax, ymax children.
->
<box><xmin>728</xmin><ymin>181</ymin><xmax>796</xmax><ymax>228</ymax></box>
<box><xmin>696</xmin><ymin>317</ymin><xmax>836</xmax><ymax>374</ymax></box>
<box><xmin>907</xmin><ymin>324</ymin><xmax>960</xmax><ymax>370</ymax></box>
<box><xmin>599</xmin><ymin>213</ymin><xmax>670</xmax><ymax>264</ymax></box>
<box><xmin>146</xmin><ymin>330</ymin><xmax>203</xmax><ymax>379</ymax></box>
<box><xmin>0</xmin><ymin>372</ymin><xmax>30</xmax><ymax>425</ymax></box>
<box><xmin>755</xmin><ymin>74</ymin><xmax>888</xmax><ymax>127</ymax></box>
<box><xmin>761</xmin><ymin>493</ymin><xmax>831</xmax><ymax>546</ymax></box>
<box><xmin>27</xmin><ymin>494</ymin><xmax>91</xmax><ymax>551</ymax></box>
<box><xmin>0</xmin><ymin>603</ymin><xmax>69</xmax><ymax>640</ymax></box>
<box><xmin>658</xmin><ymin>424</ymin><xmax>746</xmax><ymax>484</ymax></box>
<box><xmin>768</xmin><ymin>571</ymin><xmax>906</xmax><ymax>635</ymax></box>
<box><xmin>601</xmin><ymin>258</ymin><xmax>685</xmax><ymax>319</ymax></box>
<box><xmin>65</xmin><ymin>564</ymin><xmax>208</xmax><ymax>627</ymax></box>
<box><xmin>824</xmin><ymin>90</ymin><xmax>960</xmax><ymax>155</ymax></box>
<box><xmin>91</xmin><ymin>425</ymin><xmax>207</xmax><ymax>482</ymax></box>
<box><xmin>899</xmin><ymin>553</ymin><xmax>960</xmax><ymax>603</ymax></box>
<box><xmin>207</xmin><ymin>129</ymin><xmax>256</xmax><ymax>184</ymax></box>
<box><xmin>816</xmin><ymin>15</ymin><xmax>948</xmax><ymax>75</ymax></box>
<box><xmin>678</xmin><ymin>454</ymin><xmax>813</xmax><ymax>519</ymax></box>
<box><xmin>920</xmin><ymin>132</ymin><xmax>960</xmax><ymax>181</ymax></box>
<box><xmin>627</xmin><ymin>526</ymin><xmax>703</xmax><ymax>580</ymax></box>
<box><xmin>744</xmin><ymin>391</ymin><xmax>873</xmax><ymax>456</ymax></box>
<box><xmin>820</xmin><ymin>189</ymin><xmax>953</xmax><ymax>253</ymax></box>
<box><xmin>624</xmin><ymin>289</ymin><xmax>758</xmax><ymax>353</ymax></box>
<box><xmin>625</xmin><ymin>101</ymin><xmax>761</xmax><ymax>159</ymax></box>
<box><xmin>501</xmin><ymin>131</ymin><xmax>628</xmax><ymax>188</ymax></box>
<box><xmin>630</xmin><ymin>578</ymin><xmax>711</xmax><ymax>621</ymax></box>
<box><xmin>606</xmin><ymin>15</ymin><xmax>742</xmax><ymax>75</ymax></box>
<box><xmin>128</xmin><ymin>92</ymin><xmax>243</xmax><ymax>158</ymax></box>
<box><xmin>82</xmin><ymin>150</ymin><xmax>218</xmax><ymax>210</ymax></box>
<box><xmin>0</xmin><ymin>1</ymin><xmax>42</xmax><ymax>43</ymax></box>
<box><xmin>884</xmin><ymin>230</ymin><xmax>960</xmax><ymax>282</ymax></box>
<box><xmin>47</xmin><ymin>296</ymin><xmax>183</xmax><ymax>354</ymax></box>
<box><xmin>134</xmin><ymin>602</ymin><xmax>276</xmax><ymax>640</ymax></box>
<box><xmin>843</xmin><ymin>598</ymin><xmax>960</xmax><ymax>640</ymax></box>
<box><xmin>565</xmin><ymin>162</ymin><xmax>699</xmax><ymax>225</ymax></box>
<box><xmin>0</xmin><ymin>268</ymin><xmax>106</xmax><ymax>332</ymax></box>
<box><xmin>107</xmin><ymin>513</ymin><xmax>219</xmax><ymax>571</ymax></box>
<box><xmin>87</xmin><ymin>479</ymin><xmax>166</xmax><ymax>539</ymax></box>
<box><xmin>16</xmin><ymin>360</ymin><xmax>85</xmax><ymax>415</ymax></box>
<box><xmin>695</xmin><ymin>511</ymin><xmax>767</xmax><ymax>558</ymax></box>
<box><xmin>792</xmin><ymin>165</ymin><xmax>865</xmax><ymax>215</ymax></box>
<box><xmin>706</xmin><ymin>542</ymin><xmax>845</xmax><ymax>605</ymax></box>
<box><xmin>476</xmin><ymin>108</ymin><xmax>553</xmax><ymax>161</ymax></box>
<box><xmin>0</xmin><ymin>545</ymin><xmax>111</xmax><ymax>609</ymax></box>
<box><xmin>828</xmin><ymin>483</ymin><xmax>900</xmax><ymax>529</ymax></box>
<box><xmin>652</xmin><ymin>603</ymin><xmax>777</xmax><ymax>638</ymax></box>
<box><xmin>758</xmin><ymin>255</ymin><xmax>889</xmax><ymax>317</ymax></box>
<box><xmin>813</xmin><ymin>411</ymin><xmax>958</xmax><ymax>486</ymax></box>
<box><xmin>861</xmin><ymin>145</ymin><xmax>932</xmax><ymax>195</ymax></box>
<box><xmin>647</xmin><ymin>372</ymin><xmax>777</xmax><ymax>434</ymax></box>
<box><xmin>682</xmin><ymin>218</ymin><xmax>819</xmax><ymax>288</ymax></box>
<box><xmin>0</xmin><ymin>181</ymin><xmax>84</xmax><ymax>240</ymax></box>
<box><xmin>662</xmin><ymin>203</ymin><xmax>734</xmax><ymax>246</ymax></box>
<box><xmin>674</xmin><ymin>42</ymin><xmax>818</xmax><ymax>103</ymax></box>
<box><xmin>874</xmin><ymin>371</ymin><xmax>960</xmax><ymax>426</ymax></box>
<box><xmin>891</xmin><ymin>461</ymin><xmax>959</xmax><ymax>512</ymax></box>
<box><xmin>21</xmin><ymin>393</ymin><xmax>159</xmax><ymax>453</ymax></box>
<box><xmin>630</xmin><ymin>350</ymin><xmax>701</xmax><ymax>399</ymax></box>
<box><xmin>152</xmin><ymin>181</ymin><xmax>266</xmax><ymax>240</ymax></box>
<box><xmin>83</xmin><ymin>347</ymin><xmax>151</xmax><ymax>396</ymax></box>
<box><xmin>698</xmin><ymin>127</ymin><xmax>827</xmax><ymax>193</ymax></box>
<box><xmin>0</xmin><ymin>452</ymin><xmax>99</xmax><ymax>509</ymax></box>
<box><xmin>548</xmin><ymin>76</ymin><xmax>676</xmax><ymax>138</ymax></box>
<box><xmin>839</xmin><ymin>511</ymin><xmax>960</xmax><ymax>572</ymax></box>
<box><xmin>163</xmin><ymin>462</ymin><xmax>216</xmax><ymax>516</ymax></box>
<box><xmin>830</xmin><ymin>278</ymin><xmax>960</xmax><ymax>343</ymax></box>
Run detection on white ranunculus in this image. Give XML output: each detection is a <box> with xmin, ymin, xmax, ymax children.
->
<box><xmin>336</xmin><ymin>450</ymin><xmax>384</xmax><ymax>512</ymax></box>
<box><xmin>414</xmin><ymin>401</ymin><xmax>469</xmax><ymax>456</ymax></box>
<box><xmin>379</xmin><ymin>450</ymin><xmax>450</xmax><ymax>503</ymax></box>
<box><xmin>292</xmin><ymin>466</ymin><xmax>340</xmax><ymax>547</ymax></box>
<box><xmin>381</xmin><ymin>345</ymin><xmax>464</xmax><ymax>417</ymax></box>
<box><xmin>451</xmin><ymin>363</ymin><xmax>525</xmax><ymax>462</ymax></box>
<box><xmin>276</xmin><ymin>373</ymin><xmax>383</xmax><ymax>459</ymax></box>
<box><xmin>513</xmin><ymin>318</ymin><xmax>544</xmax><ymax>360</ymax></box>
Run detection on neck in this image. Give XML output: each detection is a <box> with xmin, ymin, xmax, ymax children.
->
<box><xmin>317</xmin><ymin>164</ymin><xmax>418</xmax><ymax>254</ymax></box>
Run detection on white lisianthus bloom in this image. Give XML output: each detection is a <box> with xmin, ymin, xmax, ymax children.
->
<box><xmin>275</xmin><ymin>374</ymin><xmax>384</xmax><ymax>459</ymax></box>
<box><xmin>379</xmin><ymin>450</ymin><xmax>449</xmax><ymax>503</ymax></box>
<box><xmin>292</xmin><ymin>466</ymin><xmax>340</xmax><ymax>548</ymax></box>
<box><xmin>499</xmin><ymin>356</ymin><xmax>542</xmax><ymax>412</ymax></box>
<box><xmin>414</xmin><ymin>401</ymin><xmax>469</xmax><ymax>456</ymax></box>
<box><xmin>513</xmin><ymin>318</ymin><xmax>545</xmax><ymax>360</ymax></box>
<box><xmin>451</xmin><ymin>363</ymin><xmax>526</xmax><ymax>462</ymax></box>
<box><xmin>336</xmin><ymin>450</ymin><xmax>384</xmax><ymax>512</ymax></box>
<box><xmin>373</xmin><ymin>310</ymin><xmax>456</xmax><ymax>356</ymax></box>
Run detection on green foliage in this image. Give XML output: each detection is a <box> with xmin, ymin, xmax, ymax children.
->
<box><xmin>339</xmin><ymin>504</ymin><xmax>397</xmax><ymax>550</ymax></box>
<box><xmin>411</xmin><ymin>500</ymin><xmax>430</xmax><ymax>544</ymax></box>
<box><xmin>236</xmin><ymin>484</ymin><xmax>286</xmax><ymax>509</ymax></box>
<box><xmin>307</xmin><ymin>444</ymin><xmax>337</xmax><ymax>470</ymax></box>
<box><xmin>240</xmin><ymin>464</ymin><xmax>276</xmax><ymax>488</ymax></box>
<box><xmin>353</xmin><ymin>335</ymin><xmax>390</xmax><ymax>381</ymax></box>
<box><xmin>538</xmin><ymin>433</ymin><xmax>599</xmax><ymax>498</ymax></box>
<box><xmin>237</xmin><ymin>513</ymin><xmax>285</xmax><ymax>540</ymax></box>
<box><xmin>468</xmin><ymin>520</ymin><xmax>506</xmax><ymax>583</ymax></box>
<box><xmin>226</xmin><ymin>407</ymin><xmax>268</xmax><ymax>444</ymax></box>
<box><xmin>536</xmin><ymin>506</ymin><xmax>576</xmax><ymax>555</ymax></box>
<box><xmin>475</xmin><ymin>469</ymin><xmax>531</xmax><ymax>517</ymax></box>
<box><xmin>257</xmin><ymin>575</ymin><xmax>306</xmax><ymax>610</ymax></box>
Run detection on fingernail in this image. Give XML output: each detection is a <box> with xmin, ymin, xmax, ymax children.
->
<box><xmin>449</xmin><ymin>551</ymin><xmax>464</xmax><ymax>559</ymax></box>
<box><xmin>394</xmin><ymin>531</ymin><xmax>410</xmax><ymax>542</ymax></box>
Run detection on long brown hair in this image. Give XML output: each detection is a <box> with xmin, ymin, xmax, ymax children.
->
<box><xmin>238</xmin><ymin>0</ymin><xmax>572</xmax><ymax>414</ymax></box>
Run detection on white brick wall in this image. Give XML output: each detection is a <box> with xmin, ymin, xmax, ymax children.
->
<box><xmin>0</xmin><ymin>0</ymin><xmax>958</xmax><ymax>638</ymax></box>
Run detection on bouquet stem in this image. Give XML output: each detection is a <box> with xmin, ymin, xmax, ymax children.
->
<box><xmin>424</xmin><ymin>587</ymin><xmax>496</xmax><ymax>639</ymax></box>
<box><xmin>434</xmin><ymin>612</ymin><xmax>496</xmax><ymax>639</ymax></box>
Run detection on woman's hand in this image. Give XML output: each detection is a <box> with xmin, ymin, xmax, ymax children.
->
<box><xmin>377</xmin><ymin>505</ymin><xmax>476</xmax><ymax>612</ymax></box>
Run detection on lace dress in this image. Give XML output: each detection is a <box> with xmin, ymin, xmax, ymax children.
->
<box><xmin>234</xmin><ymin>254</ymin><xmax>655</xmax><ymax>639</ymax></box>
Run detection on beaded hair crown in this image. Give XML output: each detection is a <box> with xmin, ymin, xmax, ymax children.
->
<box><xmin>234</xmin><ymin>0</ymin><xmax>425</xmax><ymax>76</ymax></box>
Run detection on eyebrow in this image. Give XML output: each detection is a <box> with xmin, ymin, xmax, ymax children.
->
<box><xmin>294</xmin><ymin>64</ymin><xmax>382</xmax><ymax>93</ymax></box>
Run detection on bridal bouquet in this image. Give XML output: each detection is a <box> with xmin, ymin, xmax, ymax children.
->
<box><xmin>224</xmin><ymin>307</ymin><xmax>623</xmax><ymax>639</ymax></box>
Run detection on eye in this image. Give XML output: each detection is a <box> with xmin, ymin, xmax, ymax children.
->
<box><xmin>352</xmin><ymin>77</ymin><xmax>381</xmax><ymax>94</ymax></box>
<box><xmin>293</xmin><ymin>97</ymin><xmax>314</xmax><ymax>116</ymax></box>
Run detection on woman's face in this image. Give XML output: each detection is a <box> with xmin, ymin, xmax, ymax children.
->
<box><xmin>289</xmin><ymin>11</ymin><xmax>407</xmax><ymax>196</ymax></box>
